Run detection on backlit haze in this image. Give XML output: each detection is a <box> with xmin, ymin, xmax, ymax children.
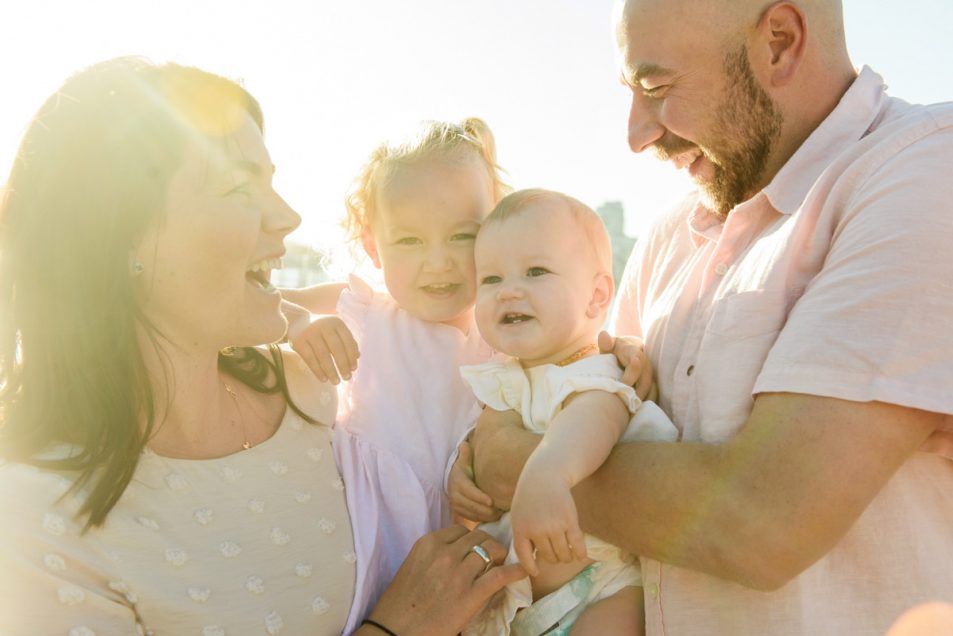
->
<box><xmin>2</xmin><ymin>0</ymin><xmax>951</xmax><ymax>275</ymax></box>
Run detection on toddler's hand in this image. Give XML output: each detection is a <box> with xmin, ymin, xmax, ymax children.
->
<box><xmin>290</xmin><ymin>316</ymin><xmax>359</xmax><ymax>385</ymax></box>
<box><xmin>510</xmin><ymin>472</ymin><xmax>587</xmax><ymax>576</ymax></box>
<box><xmin>448</xmin><ymin>441</ymin><xmax>502</xmax><ymax>523</ymax></box>
<box><xmin>599</xmin><ymin>331</ymin><xmax>657</xmax><ymax>402</ymax></box>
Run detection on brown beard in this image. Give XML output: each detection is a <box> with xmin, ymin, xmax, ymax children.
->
<box><xmin>653</xmin><ymin>46</ymin><xmax>783</xmax><ymax>217</ymax></box>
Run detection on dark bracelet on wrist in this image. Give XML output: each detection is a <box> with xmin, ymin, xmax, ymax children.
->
<box><xmin>361</xmin><ymin>618</ymin><xmax>398</xmax><ymax>636</ymax></box>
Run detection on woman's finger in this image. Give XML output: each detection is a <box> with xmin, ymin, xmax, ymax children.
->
<box><xmin>335</xmin><ymin>324</ymin><xmax>360</xmax><ymax>372</ymax></box>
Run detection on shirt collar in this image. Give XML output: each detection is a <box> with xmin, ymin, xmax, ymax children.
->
<box><xmin>763</xmin><ymin>65</ymin><xmax>887</xmax><ymax>215</ymax></box>
<box><xmin>687</xmin><ymin>66</ymin><xmax>888</xmax><ymax>244</ymax></box>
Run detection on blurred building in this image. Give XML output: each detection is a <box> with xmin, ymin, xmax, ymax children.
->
<box><xmin>597</xmin><ymin>201</ymin><xmax>635</xmax><ymax>287</ymax></box>
<box><xmin>272</xmin><ymin>242</ymin><xmax>333</xmax><ymax>289</ymax></box>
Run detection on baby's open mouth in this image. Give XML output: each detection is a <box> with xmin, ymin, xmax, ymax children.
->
<box><xmin>501</xmin><ymin>313</ymin><xmax>533</xmax><ymax>325</ymax></box>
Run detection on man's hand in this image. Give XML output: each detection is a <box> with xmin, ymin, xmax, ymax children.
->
<box><xmin>598</xmin><ymin>331</ymin><xmax>657</xmax><ymax>402</ymax></box>
<box><xmin>448</xmin><ymin>441</ymin><xmax>502</xmax><ymax>523</ymax></box>
<box><xmin>510</xmin><ymin>470</ymin><xmax>587</xmax><ymax>576</ymax></box>
<box><xmin>469</xmin><ymin>408</ymin><xmax>537</xmax><ymax>511</ymax></box>
<box><xmin>290</xmin><ymin>315</ymin><xmax>359</xmax><ymax>385</ymax></box>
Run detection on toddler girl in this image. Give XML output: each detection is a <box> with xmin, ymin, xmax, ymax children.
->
<box><xmin>456</xmin><ymin>189</ymin><xmax>677</xmax><ymax>635</ymax></box>
<box><xmin>281</xmin><ymin>118</ymin><xmax>509</xmax><ymax>633</ymax></box>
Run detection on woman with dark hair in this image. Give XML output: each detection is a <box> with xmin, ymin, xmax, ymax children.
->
<box><xmin>0</xmin><ymin>57</ymin><xmax>521</xmax><ymax>635</ymax></box>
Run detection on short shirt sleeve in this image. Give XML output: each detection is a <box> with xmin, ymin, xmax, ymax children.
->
<box><xmin>755</xmin><ymin>124</ymin><xmax>953</xmax><ymax>431</ymax></box>
<box><xmin>336</xmin><ymin>274</ymin><xmax>375</xmax><ymax>344</ymax></box>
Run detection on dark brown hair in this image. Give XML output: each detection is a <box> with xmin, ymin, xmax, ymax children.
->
<box><xmin>0</xmin><ymin>57</ymin><xmax>301</xmax><ymax>529</ymax></box>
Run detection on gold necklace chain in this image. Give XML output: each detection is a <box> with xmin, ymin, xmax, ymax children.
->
<box><xmin>556</xmin><ymin>343</ymin><xmax>599</xmax><ymax>367</ymax></box>
<box><xmin>223</xmin><ymin>381</ymin><xmax>252</xmax><ymax>450</ymax></box>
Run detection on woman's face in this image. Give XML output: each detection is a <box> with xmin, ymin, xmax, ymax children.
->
<box><xmin>134</xmin><ymin>112</ymin><xmax>300</xmax><ymax>353</ymax></box>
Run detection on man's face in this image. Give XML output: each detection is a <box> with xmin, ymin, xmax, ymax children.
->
<box><xmin>616</xmin><ymin>0</ymin><xmax>783</xmax><ymax>216</ymax></box>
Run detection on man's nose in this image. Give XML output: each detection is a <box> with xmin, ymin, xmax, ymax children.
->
<box><xmin>627</xmin><ymin>92</ymin><xmax>665</xmax><ymax>153</ymax></box>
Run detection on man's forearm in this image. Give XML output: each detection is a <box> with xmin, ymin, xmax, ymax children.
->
<box><xmin>471</xmin><ymin>412</ymin><xmax>539</xmax><ymax>510</ymax></box>
<box><xmin>571</xmin><ymin>393</ymin><xmax>939</xmax><ymax>590</ymax></box>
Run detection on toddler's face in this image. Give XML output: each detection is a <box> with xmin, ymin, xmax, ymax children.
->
<box><xmin>366</xmin><ymin>159</ymin><xmax>493</xmax><ymax>330</ymax></box>
<box><xmin>474</xmin><ymin>205</ymin><xmax>602</xmax><ymax>366</ymax></box>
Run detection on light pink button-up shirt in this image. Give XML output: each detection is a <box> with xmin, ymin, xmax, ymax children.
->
<box><xmin>612</xmin><ymin>67</ymin><xmax>953</xmax><ymax>635</ymax></box>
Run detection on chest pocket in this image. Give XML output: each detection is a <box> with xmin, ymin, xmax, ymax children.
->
<box><xmin>691</xmin><ymin>289</ymin><xmax>790</xmax><ymax>441</ymax></box>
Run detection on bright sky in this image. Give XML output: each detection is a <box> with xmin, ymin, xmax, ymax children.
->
<box><xmin>2</xmin><ymin>0</ymin><xmax>951</xmax><ymax>262</ymax></box>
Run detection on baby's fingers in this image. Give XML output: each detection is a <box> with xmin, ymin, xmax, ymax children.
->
<box><xmin>568</xmin><ymin>525</ymin><xmax>587</xmax><ymax>560</ymax></box>
<box><xmin>551</xmin><ymin>533</ymin><xmax>574</xmax><ymax>563</ymax></box>
<box><xmin>513</xmin><ymin>536</ymin><xmax>539</xmax><ymax>577</ymax></box>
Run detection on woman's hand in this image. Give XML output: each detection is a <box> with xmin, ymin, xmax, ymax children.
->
<box><xmin>366</xmin><ymin>526</ymin><xmax>526</xmax><ymax>636</ymax></box>
<box><xmin>598</xmin><ymin>331</ymin><xmax>657</xmax><ymax>402</ymax></box>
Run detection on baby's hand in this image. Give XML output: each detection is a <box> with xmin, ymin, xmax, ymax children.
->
<box><xmin>510</xmin><ymin>471</ymin><xmax>587</xmax><ymax>576</ymax></box>
<box><xmin>448</xmin><ymin>441</ymin><xmax>502</xmax><ymax>524</ymax></box>
<box><xmin>598</xmin><ymin>331</ymin><xmax>657</xmax><ymax>402</ymax></box>
<box><xmin>290</xmin><ymin>316</ymin><xmax>359</xmax><ymax>385</ymax></box>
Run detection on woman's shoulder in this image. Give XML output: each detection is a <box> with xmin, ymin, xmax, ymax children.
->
<box><xmin>277</xmin><ymin>347</ymin><xmax>338</xmax><ymax>425</ymax></box>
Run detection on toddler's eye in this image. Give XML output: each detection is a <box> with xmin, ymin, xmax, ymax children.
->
<box><xmin>481</xmin><ymin>275</ymin><xmax>502</xmax><ymax>285</ymax></box>
<box><xmin>395</xmin><ymin>237</ymin><xmax>422</xmax><ymax>246</ymax></box>
<box><xmin>450</xmin><ymin>233</ymin><xmax>476</xmax><ymax>242</ymax></box>
<box><xmin>527</xmin><ymin>267</ymin><xmax>550</xmax><ymax>277</ymax></box>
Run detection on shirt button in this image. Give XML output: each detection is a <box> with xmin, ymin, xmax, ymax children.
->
<box><xmin>714</xmin><ymin>263</ymin><xmax>729</xmax><ymax>276</ymax></box>
<box><xmin>686</xmin><ymin>365</ymin><xmax>695</xmax><ymax>376</ymax></box>
<box><xmin>649</xmin><ymin>583</ymin><xmax>659</xmax><ymax>599</ymax></box>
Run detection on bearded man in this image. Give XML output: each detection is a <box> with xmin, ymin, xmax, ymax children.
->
<box><xmin>462</xmin><ymin>0</ymin><xmax>953</xmax><ymax>633</ymax></box>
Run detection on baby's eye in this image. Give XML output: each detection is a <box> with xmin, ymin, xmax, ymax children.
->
<box><xmin>395</xmin><ymin>237</ymin><xmax>422</xmax><ymax>246</ymax></box>
<box><xmin>480</xmin><ymin>275</ymin><xmax>502</xmax><ymax>285</ymax></box>
<box><xmin>450</xmin><ymin>233</ymin><xmax>476</xmax><ymax>242</ymax></box>
<box><xmin>527</xmin><ymin>267</ymin><xmax>550</xmax><ymax>277</ymax></box>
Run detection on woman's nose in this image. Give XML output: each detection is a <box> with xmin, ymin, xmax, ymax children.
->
<box><xmin>265</xmin><ymin>192</ymin><xmax>301</xmax><ymax>238</ymax></box>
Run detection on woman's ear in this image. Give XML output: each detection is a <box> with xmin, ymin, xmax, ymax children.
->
<box><xmin>360</xmin><ymin>228</ymin><xmax>382</xmax><ymax>269</ymax></box>
<box><xmin>586</xmin><ymin>271</ymin><xmax>615</xmax><ymax>319</ymax></box>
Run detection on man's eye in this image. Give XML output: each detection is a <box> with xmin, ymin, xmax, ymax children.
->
<box><xmin>396</xmin><ymin>237</ymin><xmax>421</xmax><ymax>246</ymax></box>
<box><xmin>481</xmin><ymin>275</ymin><xmax>502</xmax><ymax>285</ymax></box>
<box><xmin>641</xmin><ymin>85</ymin><xmax>668</xmax><ymax>98</ymax></box>
<box><xmin>450</xmin><ymin>233</ymin><xmax>476</xmax><ymax>242</ymax></box>
<box><xmin>527</xmin><ymin>267</ymin><xmax>550</xmax><ymax>277</ymax></box>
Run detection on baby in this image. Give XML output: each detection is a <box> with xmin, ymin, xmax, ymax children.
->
<box><xmin>457</xmin><ymin>189</ymin><xmax>677</xmax><ymax>635</ymax></box>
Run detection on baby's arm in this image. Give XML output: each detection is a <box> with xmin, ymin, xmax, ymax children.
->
<box><xmin>510</xmin><ymin>389</ymin><xmax>630</xmax><ymax>575</ymax></box>
<box><xmin>280</xmin><ymin>282</ymin><xmax>358</xmax><ymax>384</ymax></box>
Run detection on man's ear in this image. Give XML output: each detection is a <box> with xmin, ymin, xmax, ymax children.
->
<box><xmin>754</xmin><ymin>2</ymin><xmax>807</xmax><ymax>87</ymax></box>
<box><xmin>360</xmin><ymin>228</ymin><xmax>382</xmax><ymax>269</ymax></box>
<box><xmin>587</xmin><ymin>271</ymin><xmax>615</xmax><ymax>319</ymax></box>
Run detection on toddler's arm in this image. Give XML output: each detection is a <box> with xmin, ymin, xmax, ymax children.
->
<box><xmin>280</xmin><ymin>281</ymin><xmax>348</xmax><ymax>314</ymax></box>
<box><xmin>510</xmin><ymin>389</ymin><xmax>630</xmax><ymax>574</ymax></box>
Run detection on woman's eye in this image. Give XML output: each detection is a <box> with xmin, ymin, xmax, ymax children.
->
<box><xmin>527</xmin><ymin>267</ymin><xmax>550</xmax><ymax>277</ymax></box>
<box><xmin>225</xmin><ymin>183</ymin><xmax>253</xmax><ymax>197</ymax></box>
<box><xmin>450</xmin><ymin>233</ymin><xmax>476</xmax><ymax>242</ymax></box>
<box><xmin>396</xmin><ymin>237</ymin><xmax>422</xmax><ymax>246</ymax></box>
<box><xmin>481</xmin><ymin>275</ymin><xmax>502</xmax><ymax>285</ymax></box>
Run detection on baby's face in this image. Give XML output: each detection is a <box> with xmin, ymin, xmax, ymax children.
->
<box><xmin>367</xmin><ymin>159</ymin><xmax>492</xmax><ymax>331</ymax></box>
<box><xmin>474</xmin><ymin>204</ymin><xmax>601</xmax><ymax>366</ymax></box>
